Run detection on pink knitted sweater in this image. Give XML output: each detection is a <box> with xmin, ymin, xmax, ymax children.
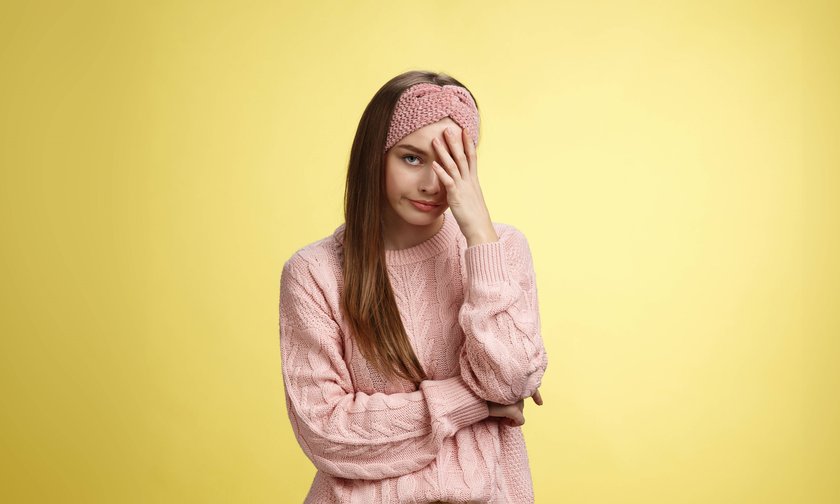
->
<box><xmin>278</xmin><ymin>211</ymin><xmax>548</xmax><ymax>503</ymax></box>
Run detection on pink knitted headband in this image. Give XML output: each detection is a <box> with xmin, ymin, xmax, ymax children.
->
<box><xmin>384</xmin><ymin>82</ymin><xmax>480</xmax><ymax>154</ymax></box>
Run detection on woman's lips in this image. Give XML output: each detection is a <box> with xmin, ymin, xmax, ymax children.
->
<box><xmin>409</xmin><ymin>199</ymin><xmax>440</xmax><ymax>212</ymax></box>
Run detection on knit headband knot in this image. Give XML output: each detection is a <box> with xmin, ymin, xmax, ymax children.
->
<box><xmin>384</xmin><ymin>82</ymin><xmax>480</xmax><ymax>154</ymax></box>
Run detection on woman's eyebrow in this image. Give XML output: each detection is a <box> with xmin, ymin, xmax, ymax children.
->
<box><xmin>395</xmin><ymin>144</ymin><xmax>431</xmax><ymax>155</ymax></box>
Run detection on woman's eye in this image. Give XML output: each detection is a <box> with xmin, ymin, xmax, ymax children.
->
<box><xmin>402</xmin><ymin>155</ymin><xmax>421</xmax><ymax>166</ymax></box>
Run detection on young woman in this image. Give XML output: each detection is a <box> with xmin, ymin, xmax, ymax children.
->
<box><xmin>278</xmin><ymin>70</ymin><xmax>548</xmax><ymax>503</ymax></box>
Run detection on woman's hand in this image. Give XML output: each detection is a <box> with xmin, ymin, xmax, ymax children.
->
<box><xmin>487</xmin><ymin>398</ymin><xmax>525</xmax><ymax>427</ymax></box>
<box><xmin>431</xmin><ymin>126</ymin><xmax>497</xmax><ymax>246</ymax></box>
<box><xmin>487</xmin><ymin>387</ymin><xmax>544</xmax><ymax>427</ymax></box>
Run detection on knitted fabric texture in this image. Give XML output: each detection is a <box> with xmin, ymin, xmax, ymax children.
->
<box><xmin>278</xmin><ymin>211</ymin><xmax>548</xmax><ymax>503</ymax></box>
<box><xmin>384</xmin><ymin>83</ymin><xmax>480</xmax><ymax>154</ymax></box>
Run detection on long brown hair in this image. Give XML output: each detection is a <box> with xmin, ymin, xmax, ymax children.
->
<box><xmin>339</xmin><ymin>70</ymin><xmax>480</xmax><ymax>384</ymax></box>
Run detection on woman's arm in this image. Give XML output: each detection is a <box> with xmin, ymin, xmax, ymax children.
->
<box><xmin>279</xmin><ymin>259</ymin><xmax>490</xmax><ymax>481</ymax></box>
<box><xmin>457</xmin><ymin>225</ymin><xmax>549</xmax><ymax>405</ymax></box>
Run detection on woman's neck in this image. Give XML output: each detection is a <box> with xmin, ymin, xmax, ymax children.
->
<box><xmin>382</xmin><ymin>212</ymin><xmax>446</xmax><ymax>251</ymax></box>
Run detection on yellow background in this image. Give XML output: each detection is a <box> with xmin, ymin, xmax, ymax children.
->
<box><xmin>1</xmin><ymin>0</ymin><xmax>837</xmax><ymax>502</ymax></box>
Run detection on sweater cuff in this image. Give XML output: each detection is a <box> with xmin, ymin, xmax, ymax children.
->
<box><xmin>421</xmin><ymin>375</ymin><xmax>490</xmax><ymax>434</ymax></box>
<box><xmin>465</xmin><ymin>240</ymin><xmax>509</xmax><ymax>285</ymax></box>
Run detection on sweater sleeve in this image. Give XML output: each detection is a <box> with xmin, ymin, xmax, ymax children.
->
<box><xmin>279</xmin><ymin>258</ymin><xmax>490</xmax><ymax>481</ymax></box>
<box><xmin>457</xmin><ymin>226</ymin><xmax>549</xmax><ymax>405</ymax></box>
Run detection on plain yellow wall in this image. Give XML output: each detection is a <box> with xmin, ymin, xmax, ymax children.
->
<box><xmin>1</xmin><ymin>0</ymin><xmax>837</xmax><ymax>502</ymax></box>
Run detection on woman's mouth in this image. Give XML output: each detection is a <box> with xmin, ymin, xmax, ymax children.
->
<box><xmin>408</xmin><ymin>199</ymin><xmax>440</xmax><ymax>212</ymax></box>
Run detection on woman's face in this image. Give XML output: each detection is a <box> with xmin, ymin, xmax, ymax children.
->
<box><xmin>383</xmin><ymin>117</ymin><xmax>460</xmax><ymax>231</ymax></box>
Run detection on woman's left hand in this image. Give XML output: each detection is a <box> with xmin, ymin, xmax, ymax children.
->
<box><xmin>431</xmin><ymin>126</ymin><xmax>498</xmax><ymax>246</ymax></box>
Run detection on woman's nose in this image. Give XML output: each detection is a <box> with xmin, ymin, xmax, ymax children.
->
<box><xmin>421</xmin><ymin>166</ymin><xmax>441</xmax><ymax>191</ymax></box>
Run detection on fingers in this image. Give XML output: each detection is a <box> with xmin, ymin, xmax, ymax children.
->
<box><xmin>432</xmin><ymin>127</ymin><xmax>469</xmax><ymax>180</ymax></box>
<box><xmin>507</xmin><ymin>400</ymin><xmax>526</xmax><ymax>427</ymax></box>
<box><xmin>462</xmin><ymin>126</ymin><xmax>477</xmax><ymax>176</ymax></box>
<box><xmin>431</xmin><ymin>160</ymin><xmax>455</xmax><ymax>191</ymax></box>
<box><xmin>432</xmin><ymin>135</ymin><xmax>460</xmax><ymax>181</ymax></box>
<box><xmin>532</xmin><ymin>389</ymin><xmax>543</xmax><ymax>406</ymax></box>
<box><xmin>443</xmin><ymin>126</ymin><xmax>469</xmax><ymax>179</ymax></box>
<box><xmin>489</xmin><ymin>396</ymin><xmax>540</xmax><ymax>427</ymax></box>
<box><xmin>509</xmin><ymin>410</ymin><xmax>525</xmax><ymax>427</ymax></box>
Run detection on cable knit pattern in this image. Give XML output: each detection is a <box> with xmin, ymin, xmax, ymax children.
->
<box><xmin>458</xmin><ymin>228</ymin><xmax>549</xmax><ymax>406</ymax></box>
<box><xmin>278</xmin><ymin>211</ymin><xmax>548</xmax><ymax>503</ymax></box>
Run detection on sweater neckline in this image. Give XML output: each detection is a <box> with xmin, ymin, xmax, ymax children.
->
<box><xmin>332</xmin><ymin>211</ymin><xmax>460</xmax><ymax>266</ymax></box>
